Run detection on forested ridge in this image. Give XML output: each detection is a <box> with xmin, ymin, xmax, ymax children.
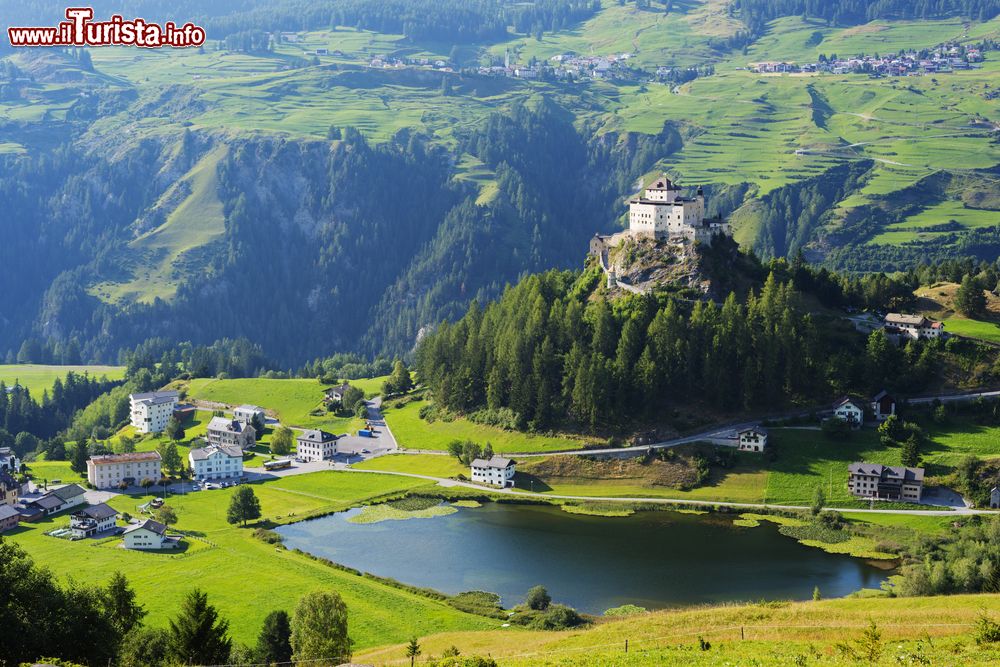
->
<box><xmin>415</xmin><ymin>250</ymin><xmax>946</xmax><ymax>432</ymax></box>
<box><xmin>0</xmin><ymin>0</ymin><xmax>600</xmax><ymax>46</ymax></box>
<box><xmin>2</xmin><ymin>100</ymin><xmax>673</xmax><ymax>365</ymax></box>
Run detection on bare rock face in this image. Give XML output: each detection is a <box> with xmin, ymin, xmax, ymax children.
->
<box><xmin>605</xmin><ymin>236</ymin><xmax>715</xmax><ymax>296</ymax></box>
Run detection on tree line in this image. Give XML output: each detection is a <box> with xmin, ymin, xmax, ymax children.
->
<box><xmin>414</xmin><ymin>257</ymin><xmax>950</xmax><ymax>432</ymax></box>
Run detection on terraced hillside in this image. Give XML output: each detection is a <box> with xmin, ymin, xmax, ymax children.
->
<box><xmin>1</xmin><ymin>0</ymin><xmax>998</xmax><ymax>363</ymax></box>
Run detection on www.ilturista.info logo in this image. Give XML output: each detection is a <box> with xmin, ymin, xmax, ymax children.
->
<box><xmin>7</xmin><ymin>7</ymin><xmax>206</xmax><ymax>48</ymax></box>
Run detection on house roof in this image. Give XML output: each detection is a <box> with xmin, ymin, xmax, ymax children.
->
<box><xmin>130</xmin><ymin>390</ymin><xmax>179</xmax><ymax>402</ymax></box>
<box><xmin>872</xmin><ymin>390</ymin><xmax>893</xmax><ymax>402</ymax></box>
<box><xmin>89</xmin><ymin>451</ymin><xmax>161</xmax><ymax>465</ymax></box>
<box><xmin>123</xmin><ymin>518</ymin><xmax>167</xmax><ymax>536</ymax></box>
<box><xmin>471</xmin><ymin>456</ymin><xmax>515</xmax><ymax>469</ymax></box>
<box><xmin>31</xmin><ymin>494</ymin><xmax>65</xmax><ymax>510</ymax></box>
<box><xmin>297</xmin><ymin>429</ymin><xmax>338</xmax><ymax>445</ymax></box>
<box><xmin>325</xmin><ymin>383</ymin><xmax>353</xmax><ymax>396</ymax></box>
<box><xmin>648</xmin><ymin>177</ymin><xmax>676</xmax><ymax>190</ymax></box>
<box><xmin>739</xmin><ymin>427</ymin><xmax>768</xmax><ymax>436</ymax></box>
<box><xmin>0</xmin><ymin>504</ymin><xmax>20</xmax><ymax>521</ymax></box>
<box><xmin>189</xmin><ymin>444</ymin><xmax>244</xmax><ymax>461</ymax></box>
<box><xmin>75</xmin><ymin>503</ymin><xmax>117</xmax><ymax>520</ymax></box>
<box><xmin>848</xmin><ymin>462</ymin><xmax>924</xmax><ymax>482</ymax></box>
<box><xmin>208</xmin><ymin>416</ymin><xmax>252</xmax><ymax>435</ymax></box>
<box><xmin>884</xmin><ymin>313</ymin><xmax>931</xmax><ymax>327</ymax></box>
<box><xmin>835</xmin><ymin>397</ymin><xmax>863</xmax><ymax>410</ymax></box>
<box><xmin>50</xmin><ymin>484</ymin><xmax>86</xmax><ymax>501</ymax></box>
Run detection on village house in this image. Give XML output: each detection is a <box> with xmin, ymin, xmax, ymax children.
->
<box><xmin>70</xmin><ymin>503</ymin><xmax>118</xmax><ymax>538</ymax></box>
<box><xmin>323</xmin><ymin>383</ymin><xmax>353</xmax><ymax>403</ymax></box>
<box><xmin>470</xmin><ymin>456</ymin><xmax>516</xmax><ymax>488</ymax></box>
<box><xmin>871</xmin><ymin>390</ymin><xmax>897</xmax><ymax>421</ymax></box>
<box><xmin>884</xmin><ymin>313</ymin><xmax>945</xmax><ymax>341</ymax></box>
<box><xmin>833</xmin><ymin>397</ymin><xmax>865</xmax><ymax>428</ymax></box>
<box><xmin>848</xmin><ymin>462</ymin><xmax>924</xmax><ymax>502</ymax></box>
<box><xmin>189</xmin><ymin>443</ymin><xmax>244</xmax><ymax>481</ymax></box>
<box><xmin>1</xmin><ymin>471</ymin><xmax>19</xmax><ymax>506</ymax></box>
<box><xmin>129</xmin><ymin>390</ymin><xmax>179</xmax><ymax>433</ymax></box>
<box><xmin>738</xmin><ymin>427</ymin><xmax>768</xmax><ymax>452</ymax></box>
<box><xmin>27</xmin><ymin>483</ymin><xmax>88</xmax><ymax>516</ymax></box>
<box><xmin>206</xmin><ymin>416</ymin><xmax>256</xmax><ymax>451</ymax></box>
<box><xmin>87</xmin><ymin>451</ymin><xmax>162</xmax><ymax>490</ymax></box>
<box><xmin>122</xmin><ymin>518</ymin><xmax>176</xmax><ymax>550</ymax></box>
<box><xmin>296</xmin><ymin>429</ymin><xmax>339</xmax><ymax>461</ymax></box>
<box><xmin>0</xmin><ymin>504</ymin><xmax>20</xmax><ymax>532</ymax></box>
<box><xmin>991</xmin><ymin>486</ymin><xmax>1000</xmax><ymax>509</ymax></box>
<box><xmin>233</xmin><ymin>405</ymin><xmax>265</xmax><ymax>426</ymax></box>
<box><xmin>0</xmin><ymin>446</ymin><xmax>20</xmax><ymax>472</ymax></box>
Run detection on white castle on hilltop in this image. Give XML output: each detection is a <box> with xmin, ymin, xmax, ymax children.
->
<box><xmin>591</xmin><ymin>175</ymin><xmax>731</xmax><ymax>254</ymax></box>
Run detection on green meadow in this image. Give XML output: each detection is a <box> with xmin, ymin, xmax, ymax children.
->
<box><xmin>181</xmin><ymin>377</ymin><xmax>364</xmax><ymax>432</ymax></box>
<box><xmin>5</xmin><ymin>471</ymin><xmax>496</xmax><ymax>648</ymax></box>
<box><xmin>382</xmin><ymin>398</ymin><xmax>599</xmax><ymax>454</ymax></box>
<box><xmin>0</xmin><ymin>364</ymin><xmax>126</xmax><ymax>395</ymax></box>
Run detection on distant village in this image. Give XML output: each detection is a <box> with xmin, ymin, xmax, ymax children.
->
<box><xmin>750</xmin><ymin>41</ymin><xmax>990</xmax><ymax>77</ymax></box>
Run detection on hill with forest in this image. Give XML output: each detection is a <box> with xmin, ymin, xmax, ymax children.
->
<box><xmin>0</xmin><ymin>0</ymin><xmax>998</xmax><ymax>365</ymax></box>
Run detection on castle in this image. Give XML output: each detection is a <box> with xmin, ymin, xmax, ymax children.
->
<box><xmin>590</xmin><ymin>176</ymin><xmax>731</xmax><ymax>255</ymax></box>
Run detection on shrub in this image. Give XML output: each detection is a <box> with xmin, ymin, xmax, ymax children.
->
<box><xmin>525</xmin><ymin>585</ymin><xmax>551</xmax><ymax>611</ymax></box>
<box><xmin>603</xmin><ymin>604</ymin><xmax>646</xmax><ymax>617</ymax></box>
<box><xmin>975</xmin><ymin>611</ymin><xmax>1000</xmax><ymax>644</ymax></box>
<box><xmin>253</xmin><ymin>528</ymin><xmax>283</xmax><ymax>545</ymax></box>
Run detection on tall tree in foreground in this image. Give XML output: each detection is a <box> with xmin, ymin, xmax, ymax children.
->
<box><xmin>102</xmin><ymin>571</ymin><xmax>146</xmax><ymax>639</ymax></box>
<box><xmin>168</xmin><ymin>588</ymin><xmax>232</xmax><ymax>666</ymax></box>
<box><xmin>291</xmin><ymin>590</ymin><xmax>352</xmax><ymax>665</ymax></box>
<box><xmin>70</xmin><ymin>440</ymin><xmax>88</xmax><ymax>473</ymax></box>
<box><xmin>271</xmin><ymin>425</ymin><xmax>294</xmax><ymax>455</ymax></box>
<box><xmin>256</xmin><ymin>609</ymin><xmax>293</xmax><ymax>665</ymax></box>
<box><xmin>956</xmin><ymin>274</ymin><xmax>987</xmax><ymax>317</ymax></box>
<box><xmin>406</xmin><ymin>637</ymin><xmax>422</xmax><ymax>666</ymax></box>
<box><xmin>227</xmin><ymin>485</ymin><xmax>262</xmax><ymax>526</ymax></box>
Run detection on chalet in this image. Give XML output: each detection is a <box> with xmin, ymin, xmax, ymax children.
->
<box><xmin>233</xmin><ymin>405</ymin><xmax>265</xmax><ymax>426</ymax></box>
<box><xmin>871</xmin><ymin>390</ymin><xmax>896</xmax><ymax>421</ymax></box>
<box><xmin>122</xmin><ymin>519</ymin><xmax>176</xmax><ymax>550</ymax></box>
<box><xmin>0</xmin><ymin>504</ymin><xmax>20</xmax><ymax>532</ymax></box>
<box><xmin>189</xmin><ymin>443</ymin><xmax>244</xmax><ymax>481</ymax></box>
<box><xmin>49</xmin><ymin>484</ymin><xmax>87</xmax><ymax>510</ymax></box>
<box><xmin>884</xmin><ymin>313</ymin><xmax>945</xmax><ymax>341</ymax></box>
<box><xmin>70</xmin><ymin>503</ymin><xmax>118</xmax><ymax>538</ymax></box>
<box><xmin>848</xmin><ymin>462</ymin><xmax>924</xmax><ymax>502</ymax></box>
<box><xmin>129</xmin><ymin>390</ymin><xmax>179</xmax><ymax>433</ymax></box>
<box><xmin>324</xmin><ymin>383</ymin><xmax>353</xmax><ymax>403</ymax></box>
<box><xmin>87</xmin><ymin>451</ymin><xmax>162</xmax><ymax>490</ymax></box>
<box><xmin>833</xmin><ymin>398</ymin><xmax>865</xmax><ymax>428</ymax></box>
<box><xmin>470</xmin><ymin>456</ymin><xmax>516</xmax><ymax>488</ymax></box>
<box><xmin>0</xmin><ymin>471</ymin><xmax>19</xmax><ymax>506</ymax></box>
<box><xmin>991</xmin><ymin>486</ymin><xmax>1000</xmax><ymax>509</ymax></box>
<box><xmin>296</xmin><ymin>429</ymin><xmax>339</xmax><ymax>461</ymax></box>
<box><xmin>206</xmin><ymin>416</ymin><xmax>256</xmax><ymax>451</ymax></box>
<box><xmin>738</xmin><ymin>427</ymin><xmax>768</xmax><ymax>452</ymax></box>
<box><xmin>0</xmin><ymin>446</ymin><xmax>20</xmax><ymax>472</ymax></box>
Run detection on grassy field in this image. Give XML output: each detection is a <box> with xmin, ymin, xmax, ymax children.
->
<box><xmin>6</xmin><ymin>471</ymin><xmax>496</xmax><ymax>648</ymax></box>
<box><xmin>88</xmin><ymin>145</ymin><xmax>229</xmax><ymax>304</ymax></box>
<box><xmin>383</xmin><ymin>398</ymin><xmax>600</xmax><ymax>454</ymax></box>
<box><xmin>181</xmin><ymin>377</ymin><xmax>366</xmax><ymax>431</ymax></box>
<box><xmin>511</xmin><ymin>422</ymin><xmax>1000</xmax><ymax>508</ymax></box>
<box><xmin>0</xmin><ymin>364</ymin><xmax>126</xmax><ymax>395</ymax></box>
<box><xmin>356</xmin><ymin>593</ymin><xmax>1000</xmax><ymax>665</ymax></box>
<box><xmin>354</xmin><ymin>453</ymin><xmax>468</xmax><ymax>478</ymax></box>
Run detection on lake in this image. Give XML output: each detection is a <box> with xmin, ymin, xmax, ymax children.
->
<box><xmin>277</xmin><ymin>503</ymin><xmax>890</xmax><ymax>614</ymax></box>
